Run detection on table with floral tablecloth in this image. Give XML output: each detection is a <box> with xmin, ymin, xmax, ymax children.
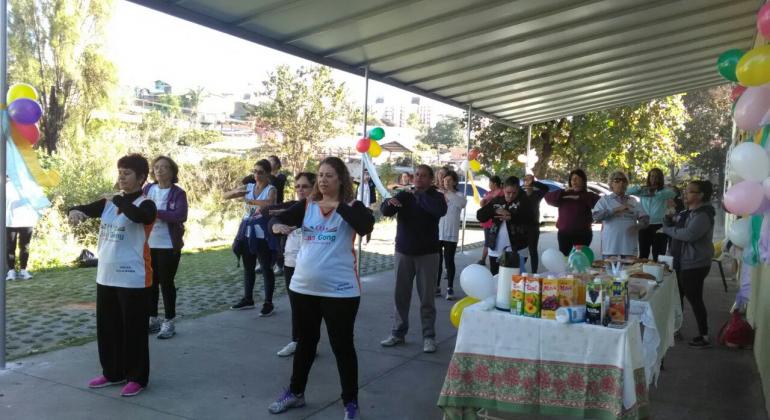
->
<box><xmin>437</xmin><ymin>306</ymin><xmax>649</xmax><ymax>420</ymax></box>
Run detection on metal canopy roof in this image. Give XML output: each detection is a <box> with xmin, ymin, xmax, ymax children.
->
<box><xmin>128</xmin><ymin>0</ymin><xmax>760</xmax><ymax>126</ymax></box>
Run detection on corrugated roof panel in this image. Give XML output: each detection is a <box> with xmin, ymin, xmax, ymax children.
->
<box><xmin>128</xmin><ymin>0</ymin><xmax>762</xmax><ymax>126</ymax></box>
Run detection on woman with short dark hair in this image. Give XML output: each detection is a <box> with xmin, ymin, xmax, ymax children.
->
<box><xmin>662</xmin><ymin>180</ymin><xmax>715</xmax><ymax>349</ymax></box>
<box><xmin>69</xmin><ymin>153</ymin><xmax>157</xmax><ymax>397</ymax></box>
<box><xmin>268</xmin><ymin>157</ymin><xmax>374</xmax><ymax>419</ymax></box>
<box><xmin>144</xmin><ymin>155</ymin><xmax>188</xmax><ymax>339</ymax></box>
<box><xmin>544</xmin><ymin>169</ymin><xmax>600</xmax><ymax>255</ymax></box>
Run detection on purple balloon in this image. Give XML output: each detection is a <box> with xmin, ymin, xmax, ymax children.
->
<box><xmin>725</xmin><ymin>180</ymin><xmax>763</xmax><ymax>215</ymax></box>
<box><xmin>8</xmin><ymin>98</ymin><xmax>43</xmax><ymax>124</ymax></box>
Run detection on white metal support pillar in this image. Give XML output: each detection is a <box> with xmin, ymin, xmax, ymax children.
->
<box><xmin>356</xmin><ymin>67</ymin><xmax>369</xmax><ymax>278</ymax></box>
<box><xmin>460</xmin><ymin>105</ymin><xmax>472</xmax><ymax>253</ymax></box>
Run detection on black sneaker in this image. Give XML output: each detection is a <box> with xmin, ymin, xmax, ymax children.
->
<box><xmin>476</xmin><ymin>259</ymin><xmax>486</xmax><ymax>266</ymax></box>
<box><xmin>688</xmin><ymin>336</ymin><xmax>712</xmax><ymax>349</ymax></box>
<box><xmin>231</xmin><ymin>299</ymin><xmax>255</xmax><ymax>310</ymax></box>
<box><xmin>260</xmin><ymin>302</ymin><xmax>275</xmax><ymax>317</ymax></box>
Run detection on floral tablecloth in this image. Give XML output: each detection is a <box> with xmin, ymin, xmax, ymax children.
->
<box><xmin>437</xmin><ymin>307</ymin><xmax>649</xmax><ymax>420</ymax></box>
<box><xmin>629</xmin><ymin>273</ymin><xmax>683</xmax><ymax>386</ymax></box>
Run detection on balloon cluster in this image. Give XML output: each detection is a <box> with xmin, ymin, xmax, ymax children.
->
<box><xmin>717</xmin><ymin>4</ymin><xmax>770</xmax><ymax>131</ymax></box>
<box><xmin>724</xmin><ymin>141</ymin><xmax>770</xmax><ymax>216</ymax></box>
<box><xmin>356</xmin><ymin>127</ymin><xmax>385</xmax><ymax>158</ymax></box>
<box><xmin>459</xmin><ymin>148</ymin><xmax>481</xmax><ymax>172</ymax></box>
<box><xmin>6</xmin><ymin>83</ymin><xmax>43</xmax><ymax>145</ymax></box>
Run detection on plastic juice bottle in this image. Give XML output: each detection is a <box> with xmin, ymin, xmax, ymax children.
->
<box><xmin>585</xmin><ymin>278</ymin><xmax>604</xmax><ymax>325</ymax></box>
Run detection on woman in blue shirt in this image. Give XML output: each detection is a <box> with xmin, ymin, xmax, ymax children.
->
<box><xmin>627</xmin><ymin>168</ymin><xmax>675</xmax><ymax>261</ymax></box>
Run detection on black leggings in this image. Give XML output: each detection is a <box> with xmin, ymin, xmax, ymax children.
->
<box><xmin>96</xmin><ymin>284</ymin><xmax>150</xmax><ymax>387</ymax></box>
<box><xmin>638</xmin><ymin>224</ymin><xmax>668</xmax><ymax>261</ymax></box>
<box><xmin>437</xmin><ymin>240</ymin><xmax>458</xmax><ymax>290</ymax></box>
<box><xmin>676</xmin><ymin>266</ymin><xmax>710</xmax><ymax>336</ymax></box>
<box><xmin>7</xmin><ymin>227</ymin><xmax>33</xmax><ymax>270</ymax></box>
<box><xmin>557</xmin><ymin>230</ymin><xmax>593</xmax><ymax>256</ymax></box>
<box><xmin>149</xmin><ymin>249</ymin><xmax>181</xmax><ymax>320</ymax></box>
<box><xmin>241</xmin><ymin>239</ymin><xmax>275</xmax><ymax>303</ymax></box>
<box><xmin>289</xmin><ymin>291</ymin><xmax>360</xmax><ymax>404</ymax></box>
<box><xmin>284</xmin><ymin>266</ymin><xmax>299</xmax><ymax>342</ymax></box>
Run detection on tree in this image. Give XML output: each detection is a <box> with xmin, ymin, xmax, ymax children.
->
<box><xmin>251</xmin><ymin>65</ymin><xmax>353</xmax><ymax>176</ymax></box>
<box><xmin>8</xmin><ymin>0</ymin><xmax>117</xmax><ymax>152</ymax></box>
<box><xmin>181</xmin><ymin>86</ymin><xmax>207</xmax><ymax>126</ymax></box>
<box><xmin>420</xmin><ymin>118</ymin><xmax>463</xmax><ymax>149</ymax></box>
<box><xmin>676</xmin><ymin>85</ymin><xmax>732</xmax><ymax>193</ymax></box>
<box><xmin>406</xmin><ymin>112</ymin><xmax>425</xmax><ymax>131</ymax></box>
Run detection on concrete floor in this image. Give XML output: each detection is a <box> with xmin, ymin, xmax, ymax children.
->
<box><xmin>0</xmin><ymin>231</ymin><xmax>767</xmax><ymax>420</ymax></box>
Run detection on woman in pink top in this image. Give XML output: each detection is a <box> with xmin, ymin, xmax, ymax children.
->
<box><xmin>544</xmin><ymin>169</ymin><xmax>600</xmax><ymax>256</ymax></box>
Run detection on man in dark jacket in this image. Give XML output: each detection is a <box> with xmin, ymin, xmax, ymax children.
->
<box><xmin>477</xmin><ymin>176</ymin><xmax>537</xmax><ymax>275</ymax></box>
<box><xmin>380</xmin><ymin>165</ymin><xmax>447</xmax><ymax>354</ymax></box>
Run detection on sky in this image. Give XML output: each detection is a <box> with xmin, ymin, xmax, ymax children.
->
<box><xmin>104</xmin><ymin>1</ymin><xmax>461</xmax><ymax>117</ymax></box>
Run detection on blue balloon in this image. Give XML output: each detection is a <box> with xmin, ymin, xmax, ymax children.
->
<box><xmin>8</xmin><ymin>98</ymin><xmax>43</xmax><ymax>124</ymax></box>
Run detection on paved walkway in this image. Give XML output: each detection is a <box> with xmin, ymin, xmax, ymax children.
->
<box><xmin>1</xmin><ymin>230</ymin><xmax>767</xmax><ymax>419</ymax></box>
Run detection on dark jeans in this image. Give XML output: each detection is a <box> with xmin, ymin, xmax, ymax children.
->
<box><xmin>241</xmin><ymin>239</ymin><xmax>276</xmax><ymax>303</ymax></box>
<box><xmin>289</xmin><ymin>290</ymin><xmax>360</xmax><ymax>404</ymax></box>
<box><xmin>527</xmin><ymin>228</ymin><xmax>540</xmax><ymax>273</ymax></box>
<box><xmin>149</xmin><ymin>249</ymin><xmax>181</xmax><ymax>319</ymax></box>
<box><xmin>676</xmin><ymin>266</ymin><xmax>711</xmax><ymax>336</ymax></box>
<box><xmin>7</xmin><ymin>227</ymin><xmax>33</xmax><ymax>269</ymax></box>
<box><xmin>284</xmin><ymin>266</ymin><xmax>299</xmax><ymax>342</ymax></box>
<box><xmin>96</xmin><ymin>284</ymin><xmax>150</xmax><ymax>387</ymax></box>
<box><xmin>437</xmin><ymin>240</ymin><xmax>458</xmax><ymax>290</ymax></box>
<box><xmin>638</xmin><ymin>224</ymin><xmax>668</xmax><ymax>261</ymax></box>
<box><xmin>557</xmin><ymin>230</ymin><xmax>593</xmax><ymax>256</ymax></box>
<box><xmin>274</xmin><ymin>236</ymin><xmax>286</xmax><ymax>269</ymax></box>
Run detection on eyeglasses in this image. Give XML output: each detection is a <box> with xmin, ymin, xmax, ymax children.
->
<box><xmin>295</xmin><ymin>184</ymin><xmax>312</xmax><ymax>189</ymax></box>
<box><xmin>612</xmin><ymin>178</ymin><xmax>627</xmax><ymax>183</ymax></box>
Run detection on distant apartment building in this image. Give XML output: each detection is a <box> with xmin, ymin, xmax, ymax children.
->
<box><xmin>373</xmin><ymin>95</ymin><xmax>432</xmax><ymax>128</ymax></box>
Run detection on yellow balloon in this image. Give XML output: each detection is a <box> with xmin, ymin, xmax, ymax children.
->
<box><xmin>736</xmin><ymin>44</ymin><xmax>770</xmax><ymax>87</ymax></box>
<box><xmin>369</xmin><ymin>140</ymin><xmax>382</xmax><ymax>158</ymax></box>
<box><xmin>450</xmin><ymin>296</ymin><xmax>479</xmax><ymax>328</ymax></box>
<box><xmin>7</xmin><ymin>83</ymin><xmax>39</xmax><ymax>103</ymax></box>
<box><xmin>469</xmin><ymin>159</ymin><xmax>481</xmax><ymax>172</ymax></box>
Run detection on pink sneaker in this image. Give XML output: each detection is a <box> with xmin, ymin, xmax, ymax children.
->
<box><xmin>88</xmin><ymin>375</ymin><xmax>126</xmax><ymax>389</ymax></box>
<box><xmin>120</xmin><ymin>381</ymin><xmax>144</xmax><ymax>397</ymax></box>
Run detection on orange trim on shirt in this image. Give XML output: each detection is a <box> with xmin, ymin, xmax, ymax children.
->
<box><xmin>143</xmin><ymin>222</ymin><xmax>154</xmax><ymax>288</ymax></box>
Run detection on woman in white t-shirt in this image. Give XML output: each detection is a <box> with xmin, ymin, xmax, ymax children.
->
<box><xmin>68</xmin><ymin>154</ymin><xmax>157</xmax><ymax>397</ymax></box>
<box><xmin>224</xmin><ymin>159</ymin><xmax>277</xmax><ymax>315</ymax></box>
<box><xmin>5</xmin><ymin>177</ymin><xmax>40</xmax><ymax>281</ymax></box>
<box><xmin>143</xmin><ymin>156</ymin><xmax>188</xmax><ymax>339</ymax></box>
<box><xmin>437</xmin><ymin>170</ymin><xmax>466</xmax><ymax>301</ymax></box>
<box><xmin>592</xmin><ymin>170</ymin><xmax>650</xmax><ymax>258</ymax></box>
<box><xmin>268</xmin><ymin>157</ymin><xmax>374</xmax><ymax>419</ymax></box>
<box><xmin>275</xmin><ymin>172</ymin><xmax>316</xmax><ymax>358</ymax></box>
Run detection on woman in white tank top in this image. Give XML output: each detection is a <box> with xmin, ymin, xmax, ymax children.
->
<box><xmin>267</xmin><ymin>157</ymin><xmax>374</xmax><ymax>419</ymax></box>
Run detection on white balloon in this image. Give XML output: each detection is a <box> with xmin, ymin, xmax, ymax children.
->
<box><xmin>727</xmin><ymin>218</ymin><xmax>752</xmax><ymax>248</ymax></box>
<box><xmin>541</xmin><ymin>248</ymin><xmax>568</xmax><ymax>272</ymax></box>
<box><xmin>727</xmin><ymin>166</ymin><xmax>744</xmax><ymax>184</ymax></box>
<box><xmin>459</xmin><ymin>160</ymin><xmax>470</xmax><ymax>172</ymax></box>
<box><xmin>460</xmin><ymin>264</ymin><xmax>495</xmax><ymax>299</ymax></box>
<box><xmin>478</xmin><ymin>295</ymin><xmax>496</xmax><ymax>311</ymax></box>
<box><xmin>730</xmin><ymin>142</ymin><xmax>770</xmax><ymax>181</ymax></box>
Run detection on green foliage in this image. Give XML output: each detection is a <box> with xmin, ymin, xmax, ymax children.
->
<box><xmin>420</xmin><ymin>118</ymin><xmax>463</xmax><ymax>149</ymax></box>
<box><xmin>178</xmin><ymin>129</ymin><xmax>224</xmax><ymax>147</ymax></box>
<box><xmin>251</xmin><ymin>65</ymin><xmax>354</xmax><ymax>176</ymax></box>
<box><xmin>27</xmin><ymin>197</ymin><xmax>83</xmax><ymax>270</ymax></box>
<box><xmin>8</xmin><ymin>0</ymin><xmax>117</xmax><ymax>152</ymax></box>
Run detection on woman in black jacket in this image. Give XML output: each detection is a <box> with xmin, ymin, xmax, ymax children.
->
<box><xmin>476</xmin><ymin>176</ymin><xmax>537</xmax><ymax>275</ymax></box>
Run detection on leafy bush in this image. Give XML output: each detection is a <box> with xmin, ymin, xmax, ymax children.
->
<box><xmin>177</xmin><ymin>129</ymin><xmax>224</xmax><ymax>147</ymax></box>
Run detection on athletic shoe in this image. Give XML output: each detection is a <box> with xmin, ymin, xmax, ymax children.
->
<box><xmin>5</xmin><ymin>270</ymin><xmax>16</xmax><ymax>281</ymax></box>
<box><xmin>230</xmin><ymin>299</ymin><xmax>255</xmax><ymax>310</ymax></box>
<box><xmin>87</xmin><ymin>375</ymin><xmax>126</xmax><ymax>389</ymax></box>
<box><xmin>148</xmin><ymin>317</ymin><xmax>161</xmax><ymax>334</ymax></box>
<box><xmin>17</xmin><ymin>269</ymin><xmax>32</xmax><ymax>280</ymax></box>
<box><xmin>423</xmin><ymin>338</ymin><xmax>437</xmax><ymax>353</ymax></box>
<box><xmin>476</xmin><ymin>259</ymin><xmax>486</xmax><ymax>266</ymax></box>
<box><xmin>273</xmin><ymin>265</ymin><xmax>284</xmax><ymax>276</ymax></box>
<box><xmin>446</xmin><ymin>289</ymin><xmax>455</xmax><ymax>301</ymax></box>
<box><xmin>120</xmin><ymin>381</ymin><xmax>144</xmax><ymax>397</ymax></box>
<box><xmin>380</xmin><ymin>335</ymin><xmax>405</xmax><ymax>347</ymax></box>
<box><xmin>268</xmin><ymin>388</ymin><xmax>305</xmax><ymax>414</ymax></box>
<box><xmin>255</xmin><ymin>264</ymin><xmax>263</xmax><ymax>274</ymax></box>
<box><xmin>260</xmin><ymin>302</ymin><xmax>275</xmax><ymax>317</ymax></box>
<box><xmin>344</xmin><ymin>401</ymin><xmax>359</xmax><ymax>420</ymax></box>
<box><xmin>688</xmin><ymin>336</ymin><xmax>712</xmax><ymax>349</ymax></box>
<box><xmin>277</xmin><ymin>341</ymin><xmax>297</xmax><ymax>357</ymax></box>
<box><xmin>157</xmin><ymin>319</ymin><xmax>175</xmax><ymax>339</ymax></box>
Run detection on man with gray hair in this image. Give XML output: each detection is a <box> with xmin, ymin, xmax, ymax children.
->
<box><xmin>380</xmin><ymin>164</ymin><xmax>447</xmax><ymax>353</ymax></box>
<box><xmin>592</xmin><ymin>170</ymin><xmax>649</xmax><ymax>258</ymax></box>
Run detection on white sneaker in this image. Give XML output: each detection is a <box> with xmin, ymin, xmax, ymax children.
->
<box><xmin>423</xmin><ymin>338</ymin><xmax>437</xmax><ymax>353</ymax></box>
<box><xmin>5</xmin><ymin>269</ymin><xmax>16</xmax><ymax>281</ymax></box>
<box><xmin>277</xmin><ymin>341</ymin><xmax>297</xmax><ymax>357</ymax></box>
<box><xmin>17</xmin><ymin>269</ymin><xmax>32</xmax><ymax>280</ymax></box>
<box><xmin>157</xmin><ymin>319</ymin><xmax>175</xmax><ymax>339</ymax></box>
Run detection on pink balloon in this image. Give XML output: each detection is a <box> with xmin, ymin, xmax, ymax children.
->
<box><xmin>756</xmin><ymin>197</ymin><xmax>770</xmax><ymax>215</ymax></box>
<box><xmin>734</xmin><ymin>84</ymin><xmax>770</xmax><ymax>131</ymax></box>
<box><xmin>731</xmin><ymin>85</ymin><xmax>747</xmax><ymax>101</ymax></box>
<box><xmin>759</xmin><ymin>3</ymin><xmax>770</xmax><ymax>38</ymax></box>
<box><xmin>725</xmin><ymin>180</ymin><xmax>763</xmax><ymax>215</ymax></box>
<box><xmin>11</xmin><ymin>121</ymin><xmax>40</xmax><ymax>144</ymax></box>
<box><xmin>762</xmin><ymin>177</ymin><xmax>770</xmax><ymax>199</ymax></box>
